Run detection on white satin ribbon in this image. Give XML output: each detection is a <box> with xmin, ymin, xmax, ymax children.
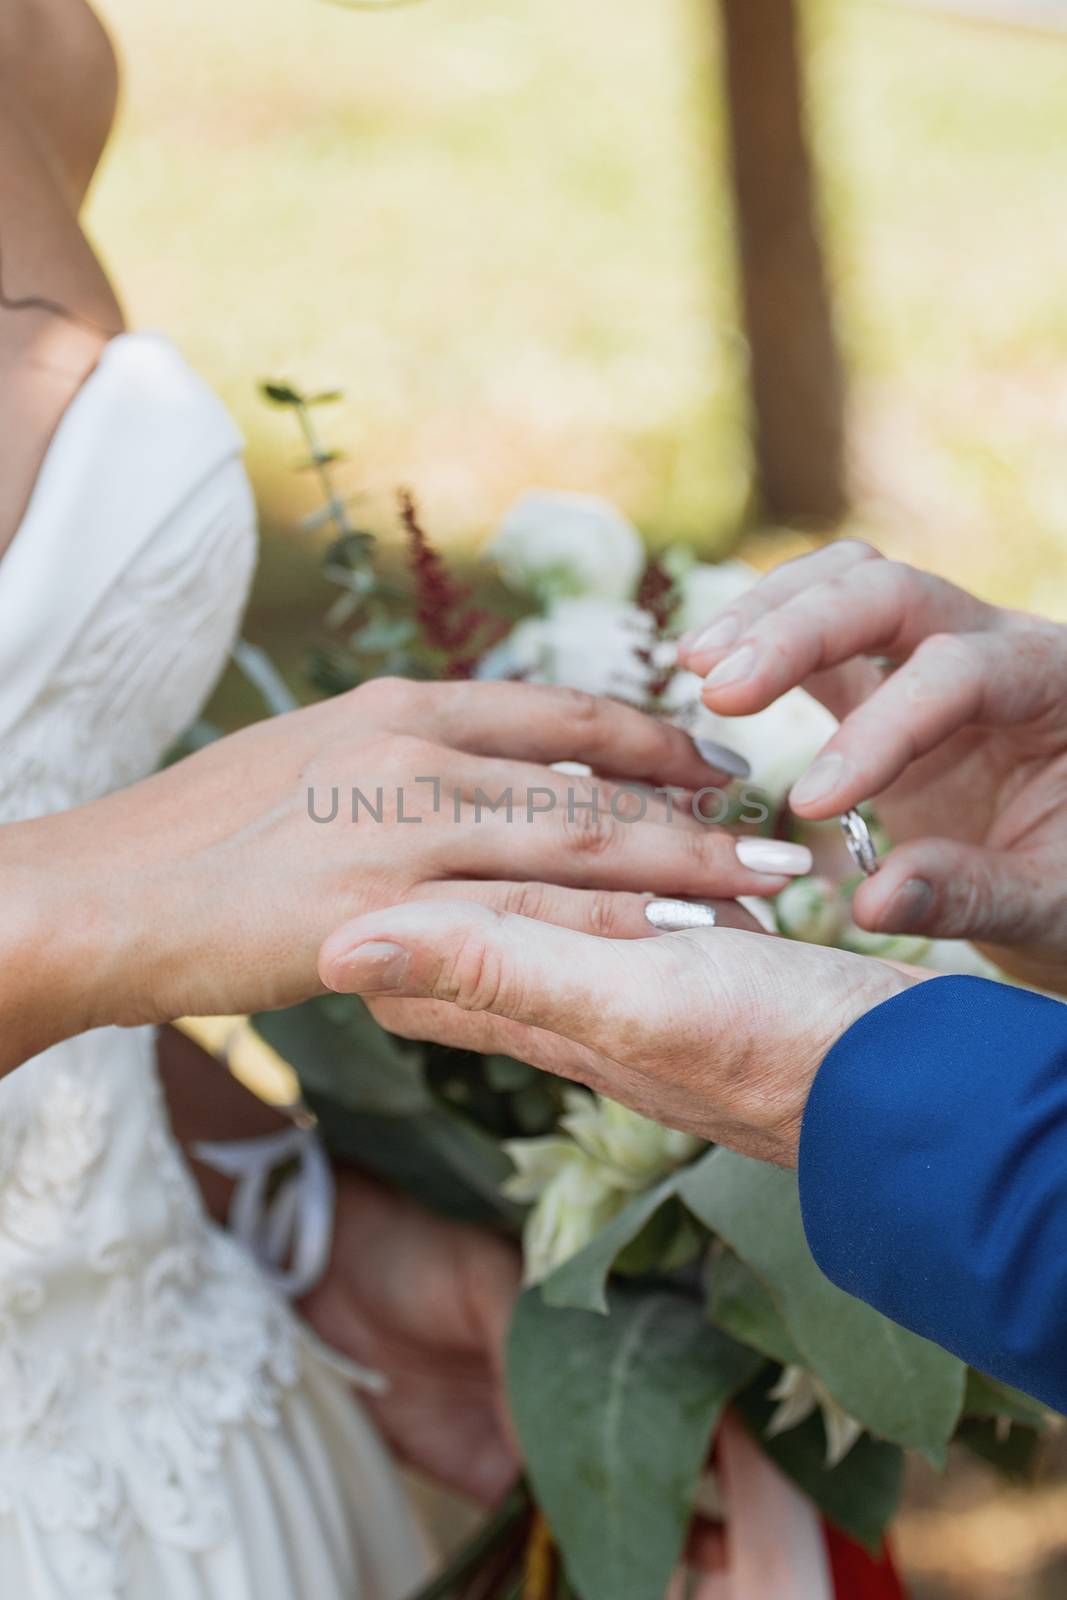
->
<box><xmin>194</xmin><ymin>1124</ymin><xmax>336</xmax><ymax>1299</ymax></box>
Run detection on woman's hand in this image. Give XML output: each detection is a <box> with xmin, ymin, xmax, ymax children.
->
<box><xmin>299</xmin><ymin>1172</ymin><xmax>520</xmax><ymax>1504</ymax></box>
<box><xmin>680</xmin><ymin>541</ymin><xmax>1067</xmax><ymax>991</ymax></box>
<box><xmin>317</xmin><ymin>900</ymin><xmax>918</xmax><ymax>1167</ymax></box>
<box><xmin>2</xmin><ymin>676</ymin><xmax>801</xmax><ymax>1067</ymax></box>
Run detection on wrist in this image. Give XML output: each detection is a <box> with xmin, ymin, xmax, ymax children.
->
<box><xmin>0</xmin><ymin>811</ymin><xmax>142</xmax><ymax>1070</ymax></box>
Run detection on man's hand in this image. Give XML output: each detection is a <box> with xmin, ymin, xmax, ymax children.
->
<box><xmin>318</xmin><ymin>900</ymin><xmax>917</xmax><ymax>1168</ymax></box>
<box><xmin>680</xmin><ymin>541</ymin><xmax>1067</xmax><ymax>992</ymax></box>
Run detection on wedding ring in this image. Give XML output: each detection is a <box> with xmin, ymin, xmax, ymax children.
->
<box><xmin>644</xmin><ymin>899</ymin><xmax>718</xmax><ymax>931</ymax></box>
<box><xmin>840</xmin><ymin>809</ymin><xmax>879</xmax><ymax>877</ymax></box>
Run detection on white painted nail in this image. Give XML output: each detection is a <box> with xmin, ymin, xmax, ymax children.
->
<box><xmin>694</xmin><ymin>738</ymin><xmax>751</xmax><ymax>779</ymax></box>
<box><xmin>645</xmin><ymin>899</ymin><xmax>718</xmax><ymax>931</ymax></box>
<box><xmin>735</xmin><ymin>839</ymin><xmax>813</xmax><ymax>877</ymax></box>
<box><xmin>705</xmin><ymin>643</ymin><xmax>756</xmax><ymax>690</ymax></box>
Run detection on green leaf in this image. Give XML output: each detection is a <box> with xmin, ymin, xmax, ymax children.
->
<box><xmin>736</xmin><ymin>1379</ymin><xmax>904</xmax><ymax>1552</ymax></box>
<box><xmin>485</xmin><ymin>1055</ymin><xmax>538</xmax><ymax>1093</ymax></box>
<box><xmin>306</xmin><ymin>389</ymin><xmax>344</xmax><ymax>406</ymax></box>
<box><xmin>306</xmin><ymin>1100</ymin><xmax>521</xmax><ymax>1227</ymax></box>
<box><xmin>541</xmin><ymin>1174</ymin><xmax>682</xmax><ymax>1313</ymax></box>
<box><xmin>955</xmin><ymin>1417</ymin><xmax>1043</xmax><ymax>1482</ymax></box>
<box><xmin>963</xmin><ymin>1370</ymin><xmax>1050</xmax><ymax>1428</ymax></box>
<box><xmin>706</xmin><ymin>1249</ymin><xmax>803</xmax><ymax>1367</ymax></box>
<box><xmin>680</xmin><ymin>1149</ymin><xmax>966</xmax><ymax>1461</ymax></box>
<box><xmin>507</xmin><ymin>1286</ymin><xmax>762</xmax><ymax>1600</ymax></box>
<box><xmin>614</xmin><ymin>1198</ymin><xmax>705</xmax><ymax>1278</ymax></box>
<box><xmin>260</xmin><ymin>379</ymin><xmax>304</xmax><ymax>405</ymax></box>
<box><xmin>252</xmin><ymin>994</ymin><xmax>428</xmax><ymax>1116</ymax></box>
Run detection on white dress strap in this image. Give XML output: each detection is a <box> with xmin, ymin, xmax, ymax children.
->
<box><xmin>0</xmin><ymin>332</ymin><xmax>244</xmax><ymax>738</ymax></box>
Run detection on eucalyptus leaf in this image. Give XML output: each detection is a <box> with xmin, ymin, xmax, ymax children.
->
<box><xmin>507</xmin><ymin>1286</ymin><xmax>762</xmax><ymax>1600</ymax></box>
<box><xmin>541</xmin><ymin>1174</ymin><xmax>683</xmax><ymax>1313</ymax></box>
<box><xmin>963</xmin><ymin>1370</ymin><xmax>1050</xmax><ymax>1428</ymax></box>
<box><xmin>680</xmin><ymin>1149</ymin><xmax>966</xmax><ymax>1461</ymax></box>
<box><xmin>735</xmin><ymin>1379</ymin><xmax>904</xmax><ymax>1552</ymax></box>
<box><xmin>252</xmin><ymin>995</ymin><xmax>428</xmax><ymax>1116</ymax></box>
<box><xmin>706</xmin><ymin>1249</ymin><xmax>802</xmax><ymax>1367</ymax></box>
<box><xmin>307</xmin><ymin>1100</ymin><xmax>520</xmax><ymax>1227</ymax></box>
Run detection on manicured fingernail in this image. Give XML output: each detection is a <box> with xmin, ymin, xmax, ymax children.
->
<box><xmin>690</xmin><ymin>615</ymin><xmax>741</xmax><ymax>656</ymax></box>
<box><xmin>879</xmin><ymin>877</ymin><xmax>934</xmax><ymax>932</ymax></box>
<box><xmin>705</xmin><ymin>643</ymin><xmax>756</xmax><ymax>690</ymax></box>
<box><xmin>694</xmin><ymin>738</ymin><xmax>751</xmax><ymax>779</ymax></box>
<box><xmin>735</xmin><ymin>839</ymin><xmax>813</xmax><ymax>877</ymax></box>
<box><xmin>645</xmin><ymin>899</ymin><xmax>718</xmax><ymax>931</ymax></box>
<box><xmin>790</xmin><ymin>751</ymin><xmax>847</xmax><ymax>809</ymax></box>
<box><xmin>330</xmin><ymin>940</ymin><xmax>410</xmax><ymax>992</ymax></box>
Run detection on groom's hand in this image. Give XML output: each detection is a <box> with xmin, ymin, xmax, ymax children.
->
<box><xmin>318</xmin><ymin>899</ymin><xmax>919</xmax><ymax>1167</ymax></box>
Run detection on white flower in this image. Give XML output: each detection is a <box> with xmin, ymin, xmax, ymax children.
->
<box><xmin>490</xmin><ymin>490</ymin><xmax>645</xmax><ymax>603</ymax></box>
<box><xmin>503</xmin><ymin>1141</ymin><xmax>628</xmax><ymax>1285</ymax></box>
<box><xmin>669</xmin><ymin>555</ymin><xmax>758</xmax><ymax>638</ymax></box>
<box><xmin>775</xmin><ymin>876</ymin><xmax>846</xmax><ymax>947</ymax></box>
<box><xmin>766</xmin><ymin>1365</ymin><xmax>864</xmax><ymax>1468</ymax></box>
<box><xmin>559</xmin><ymin>1088</ymin><xmax>701</xmax><ymax>1188</ymax></box>
<box><xmin>478</xmin><ymin>597</ymin><xmax>656</xmax><ymax>705</ymax></box>
<box><xmin>665</xmin><ymin>671</ymin><xmax>838</xmax><ymax>805</ymax></box>
<box><xmin>503</xmin><ymin>1090</ymin><xmax>702</xmax><ymax>1283</ymax></box>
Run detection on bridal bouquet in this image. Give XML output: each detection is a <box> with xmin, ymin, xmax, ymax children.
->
<box><xmin>248</xmin><ymin>385</ymin><xmax>1051</xmax><ymax>1600</ymax></box>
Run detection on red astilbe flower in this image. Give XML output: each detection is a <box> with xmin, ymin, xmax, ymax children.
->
<box><xmin>398</xmin><ymin>488</ymin><xmax>507</xmax><ymax>680</ymax></box>
<box><xmin>635</xmin><ymin>555</ymin><xmax>680</xmax><ymax>705</ymax></box>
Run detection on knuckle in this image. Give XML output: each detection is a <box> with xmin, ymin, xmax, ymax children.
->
<box><xmin>445</xmin><ymin>924</ymin><xmax>510</xmax><ymax>1013</ymax></box>
<box><xmin>502</xmin><ymin>881</ymin><xmax>549</xmax><ymax>921</ymax></box>
<box><xmin>918</xmin><ymin>631</ymin><xmax>980</xmax><ymax>674</ymax></box>
<box><xmin>356</xmin><ymin>675</ymin><xmax>415</xmax><ymax>718</ymax></box>
<box><xmin>836</xmin><ymin>537</ymin><xmax>880</xmax><ymax>565</ymax></box>
<box><xmin>562</xmin><ymin>802</ymin><xmax>618</xmax><ymax>858</ymax></box>
<box><xmin>556</xmin><ymin>686</ymin><xmax>611</xmax><ymax>747</ymax></box>
<box><xmin>587</xmin><ymin>889</ymin><xmax>622</xmax><ymax>937</ymax></box>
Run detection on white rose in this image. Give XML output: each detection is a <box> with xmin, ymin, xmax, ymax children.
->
<box><xmin>490</xmin><ymin>490</ymin><xmax>645</xmax><ymax>603</ymax></box>
<box><xmin>670</xmin><ymin>556</ymin><xmax>758</xmax><ymax>638</ymax></box>
<box><xmin>665</xmin><ymin>671</ymin><xmax>837</xmax><ymax>805</ymax></box>
<box><xmin>478</xmin><ymin>597</ymin><xmax>656</xmax><ymax>705</ymax></box>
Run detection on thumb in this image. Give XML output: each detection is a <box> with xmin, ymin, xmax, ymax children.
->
<box><xmin>318</xmin><ymin>898</ymin><xmax>651</xmax><ymax>1052</ymax></box>
<box><xmin>852</xmin><ymin>838</ymin><xmax>1056</xmax><ymax>946</ymax></box>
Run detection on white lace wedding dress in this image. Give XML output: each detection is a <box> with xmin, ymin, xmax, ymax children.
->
<box><xmin>0</xmin><ymin>333</ymin><xmax>431</xmax><ymax>1599</ymax></box>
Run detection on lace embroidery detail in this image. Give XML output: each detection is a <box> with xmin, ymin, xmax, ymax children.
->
<box><xmin>0</xmin><ymin>455</ymin><xmax>311</xmax><ymax>1590</ymax></box>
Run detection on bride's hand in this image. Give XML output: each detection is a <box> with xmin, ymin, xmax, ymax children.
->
<box><xmin>316</xmin><ymin>899</ymin><xmax>920</xmax><ymax>1168</ymax></box>
<box><xmin>299</xmin><ymin>1171</ymin><xmax>520</xmax><ymax>1504</ymax></box>
<box><xmin>3</xmin><ymin>677</ymin><xmax>802</xmax><ymax>1064</ymax></box>
<box><xmin>680</xmin><ymin>542</ymin><xmax>1067</xmax><ymax>991</ymax></box>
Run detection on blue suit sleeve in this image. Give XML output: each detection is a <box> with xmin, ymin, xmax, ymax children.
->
<box><xmin>798</xmin><ymin>974</ymin><xmax>1067</xmax><ymax>1412</ymax></box>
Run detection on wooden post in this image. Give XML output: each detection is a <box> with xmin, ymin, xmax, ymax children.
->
<box><xmin>718</xmin><ymin>0</ymin><xmax>847</xmax><ymax>526</ymax></box>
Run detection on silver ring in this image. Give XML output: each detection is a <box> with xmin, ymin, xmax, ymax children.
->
<box><xmin>644</xmin><ymin>899</ymin><xmax>718</xmax><ymax>932</ymax></box>
<box><xmin>840</xmin><ymin>809</ymin><xmax>879</xmax><ymax>877</ymax></box>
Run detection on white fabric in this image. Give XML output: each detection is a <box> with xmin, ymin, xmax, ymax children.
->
<box><xmin>0</xmin><ymin>334</ymin><xmax>431</xmax><ymax>1599</ymax></box>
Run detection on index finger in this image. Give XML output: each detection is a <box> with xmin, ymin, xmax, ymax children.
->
<box><xmin>400</xmin><ymin>680</ymin><xmax>745</xmax><ymax>790</ymax></box>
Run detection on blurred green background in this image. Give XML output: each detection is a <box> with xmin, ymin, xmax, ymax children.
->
<box><xmin>86</xmin><ymin>1</ymin><xmax>1067</xmax><ymax>1592</ymax></box>
<box><xmin>89</xmin><ymin>0</ymin><xmax>1067</xmax><ymax>634</ymax></box>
